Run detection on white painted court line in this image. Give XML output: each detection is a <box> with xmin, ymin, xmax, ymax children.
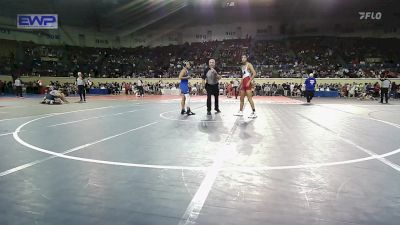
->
<box><xmin>10</xmin><ymin>125</ymin><xmax>400</xmax><ymax>173</ymax></box>
<box><xmin>0</xmin><ymin>156</ymin><xmax>57</xmax><ymax>177</ymax></box>
<box><xmin>0</xmin><ymin>106</ymin><xmax>113</xmax><ymax>122</ymax></box>
<box><xmin>0</xmin><ymin>108</ymin><xmax>144</xmax><ymax>137</ymax></box>
<box><xmin>3</xmin><ymin>99</ymin><xmax>400</xmax><ymax>189</ymax></box>
<box><xmin>7</xmin><ymin>102</ymin><xmax>400</xmax><ymax>174</ymax></box>
<box><xmin>48</xmin><ymin>109</ymin><xmax>143</xmax><ymax>127</ymax></box>
<box><xmin>318</xmin><ymin>104</ymin><xmax>400</xmax><ymax>128</ymax></box>
<box><xmin>159</xmin><ymin>105</ymin><xmax>218</xmax><ymax>123</ymax></box>
<box><xmin>368</xmin><ymin>117</ymin><xmax>400</xmax><ymax>129</ymax></box>
<box><xmin>352</xmin><ymin>104</ymin><xmax>400</xmax><ymax>107</ymax></box>
<box><xmin>178</xmin><ymin>148</ymin><xmax>229</xmax><ymax>225</ymax></box>
<box><xmin>178</xmin><ymin>106</ymin><xmax>242</xmax><ymax>225</ymax></box>
<box><xmin>1</xmin><ymin>121</ymin><xmax>160</xmax><ymax>177</ymax></box>
<box><xmin>9</xmin><ymin>113</ymin><xmax>208</xmax><ymax>174</ymax></box>
<box><xmin>160</xmin><ymin>109</ymin><xmax>230</xmax><ymax>123</ymax></box>
<box><xmin>0</xmin><ymin>103</ymin><xmax>143</xmax><ymax>122</ymax></box>
<box><xmin>0</xmin><ymin>132</ymin><xmax>13</xmax><ymax>137</ymax></box>
<box><xmin>223</xmin><ymin>148</ymin><xmax>400</xmax><ymax>171</ymax></box>
<box><xmin>297</xmin><ymin>113</ymin><xmax>400</xmax><ymax>172</ymax></box>
<box><xmin>319</xmin><ymin>103</ymin><xmax>400</xmax><ymax>107</ymax></box>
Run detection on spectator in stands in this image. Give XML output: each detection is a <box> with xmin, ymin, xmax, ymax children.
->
<box><xmin>390</xmin><ymin>82</ymin><xmax>398</xmax><ymax>99</ymax></box>
<box><xmin>0</xmin><ymin>80</ymin><xmax>4</xmax><ymax>95</ymax></box>
<box><xmin>290</xmin><ymin>83</ymin><xmax>295</xmax><ymax>96</ymax></box>
<box><xmin>125</xmin><ymin>82</ymin><xmax>132</xmax><ymax>95</ymax></box>
<box><xmin>373</xmin><ymin>82</ymin><xmax>380</xmax><ymax>98</ymax></box>
<box><xmin>191</xmin><ymin>84</ymin><xmax>198</xmax><ymax>96</ymax></box>
<box><xmin>1</xmin><ymin>37</ymin><xmax>400</xmax><ymax>79</ymax></box>
<box><xmin>226</xmin><ymin>81</ymin><xmax>233</xmax><ymax>98</ymax></box>
<box><xmin>349</xmin><ymin>84</ymin><xmax>357</xmax><ymax>98</ymax></box>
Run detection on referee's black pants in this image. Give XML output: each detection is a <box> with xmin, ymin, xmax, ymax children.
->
<box><xmin>206</xmin><ymin>84</ymin><xmax>219</xmax><ymax>112</ymax></box>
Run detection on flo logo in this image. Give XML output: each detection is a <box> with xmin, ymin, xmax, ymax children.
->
<box><xmin>359</xmin><ymin>12</ymin><xmax>382</xmax><ymax>20</ymax></box>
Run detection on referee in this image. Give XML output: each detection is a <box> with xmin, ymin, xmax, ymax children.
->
<box><xmin>203</xmin><ymin>59</ymin><xmax>221</xmax><ymax>115</ymax></box>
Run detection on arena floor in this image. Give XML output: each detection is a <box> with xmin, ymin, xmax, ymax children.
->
<box><xmin>1</xmin><ymin>95</ymin><xmax>399</xmax><ymax>225</ymax></box>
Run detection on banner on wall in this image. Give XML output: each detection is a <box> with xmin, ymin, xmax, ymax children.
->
<box><xmin>17</xmin><ymin>14</ymin><xmax>58</xmax><ymax>29</ymax></box>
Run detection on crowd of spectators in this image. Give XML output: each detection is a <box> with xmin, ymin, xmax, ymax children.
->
<box><xmin>1</xmin><ymin>37</ymin><xmax>399</xmax><ymax>79</ymax></box>
<box><xmin>252</xmin><ymin>37</ymin><xmax>400</xmax><ymax>78</ymax></box>
<box><xmin>3</xmin><ymin>77</ymin><xmax>398</xmax><ymax>101</ymax></box>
